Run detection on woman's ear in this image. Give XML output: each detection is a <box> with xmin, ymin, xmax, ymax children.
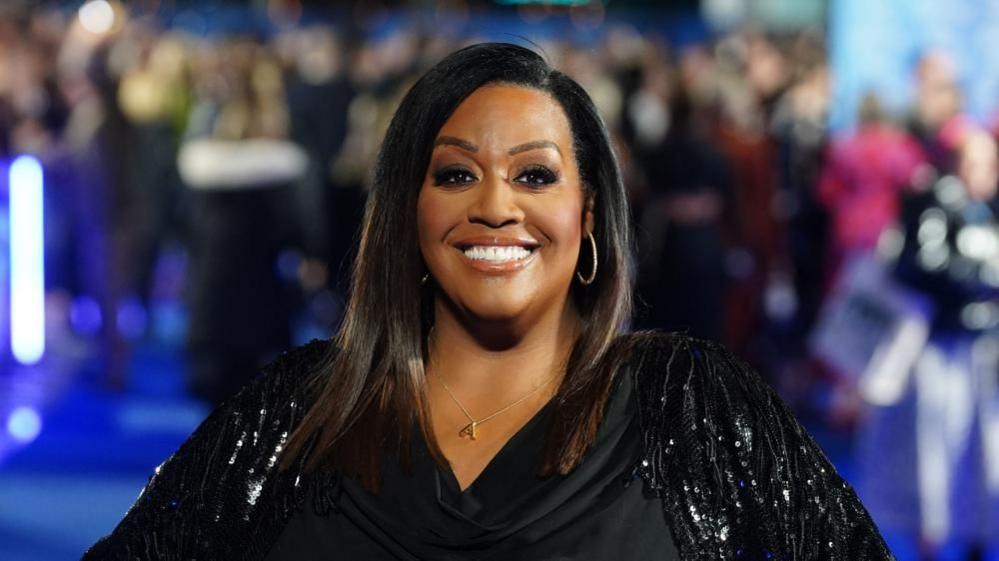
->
<box><xmin>583</xmin><ymin>193</ymin><xmax>596</xmax><ymax>237</ymax></box>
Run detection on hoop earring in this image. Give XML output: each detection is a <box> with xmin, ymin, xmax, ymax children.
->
<box><xmin>576</xmin><ymin>231</ymin><xmax>597</xmax><ymax>286</ymax></box>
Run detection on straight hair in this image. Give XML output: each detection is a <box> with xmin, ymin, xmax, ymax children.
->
<box><xmin>280</xmin><ymin>42</ymin><xmax>634</xmax><ymax>490</ymax></box>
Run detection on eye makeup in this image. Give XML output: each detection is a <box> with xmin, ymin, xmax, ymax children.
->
<box><xmin>514</xmin><ymin>164</ymin><xmax>560</xmax><ymax>187</ymax></box>
<box><xmin>430</xmin><ymin>163</ymin><xmax>561</xmax><ymax>189</ymax></box>
<box><xmin>432</xmin><ymin>165</ymin><xmax>478</xmax><ymax>186</ymax></box>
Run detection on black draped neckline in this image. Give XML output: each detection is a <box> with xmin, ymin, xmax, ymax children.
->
<box><xmin>265</xmin><ymin>366</ymin><xmax>680</xmax><ymax>560</ymax></box>
<box><xmin>340</xmin><ymin>370</ymin><xmax>640</xmax><ymax>554</ymax></box>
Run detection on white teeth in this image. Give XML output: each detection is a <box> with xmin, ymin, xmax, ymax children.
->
<box><xmin>462</xmin><ymin>245</ymin><xmax>532</xmax><ymax>262</ymax></box>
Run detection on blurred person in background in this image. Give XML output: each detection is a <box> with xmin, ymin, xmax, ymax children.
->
<box><xmin>768</xmin><ymin>35</ymin><xmax>830</xmax><ymax>357</ymax></box>
<box><xmin>117</xmin><ymin>29</ymin><xmax>192</xmax><ymax>309</ymax></box>
<box><xmin>907</xmin><ymin>51</ymin><xmax>970</xmax><ymax>174</ymax></box>
<box><xmin>325</xmin><ymin>27</ymin><xmax>421</xmax><ymax>296</ymax></box>
<box><xmin>862</xmin><ymin>127</ymin><xmax>999</xmax><ymax>561</ymax></box>
<box><xmin>633</xmin><ymin>44</ymin><xmax>734</xmax><ymax>342</ymax></box>
<box><xmin>710</xmin><ymin>31</ymin><xmax>784</xmax><ymax>365</ymax></box>
<box><xmin>58</xmin><ymin>12</ymin><xmax>146</xmax><ymax>389</ymax></box>
<box><xmin>603</xmin><ymin>23</ymin><xmax>655</xmax><ymax>192</ymax></box>
<box><xmin>0</xmin><ymin>9</ymin><xmax>68</xmax><ymax>158</ymax></box>
<box><xmin>176</xmin><ymin>36</ymin><xmax>305</xmax><ymax>405</ymax></box>
<box><xmin>280</xmin><ymin>25</ymin><xmax>356</xmax><ymax>304</ymax></box>
<box><xmin>616</xmin><ymin>32</ymin><xmax>670</xmax><ymax>239</ymax></box>
<box><xmin>817</xmin><ymin>93</ymin><xmax>927</xmax><ymax>284</ymax></box>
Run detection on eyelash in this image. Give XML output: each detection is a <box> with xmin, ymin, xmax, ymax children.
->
<box><xmin>432</xmin><ymin>166</ymin><xmax>477</xmax><ymax>186</ymax></box>
<box><xmin>517</xmin><ymin>164</ymin><xmax>559</xmax><ymax>186</ymax></box>
<box><xmin>431</xmin><ymin>165</ymin><xmax>559</xmax><ymax>188</ymax></box>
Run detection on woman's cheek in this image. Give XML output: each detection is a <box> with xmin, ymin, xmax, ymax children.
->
<box><xmin>416</xmin><ymin>191</ymin><xmax>450</xmax><ymax>258</ymax></box>
<box><xmin>540</xmin><ymin>198</ymin><xmax>583</xmax><ymax>258</ymax></box>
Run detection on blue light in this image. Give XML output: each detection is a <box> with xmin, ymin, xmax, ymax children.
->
<box><xmin>69</xmin><ymin>295</ymin><xmax>102</xmax><ymax>335</ymax></box>
<box><xmin>9</xmin><ymin>155</ymin><xmax>45</xmax><ymax>364</ymax></box>
<box><xmin>118</xmin><ymin>296</ymin><xmax>148</xmax><ymax>339</ymax></box>
<box><xmin>6</xmin><ymin>406</ymin><xmax>42</xmax><ymax>443</ymax></box>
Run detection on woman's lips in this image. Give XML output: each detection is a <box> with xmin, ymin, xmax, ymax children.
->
<box><xmin>448</xmin><ymin>236</ymin><xmax>541</xmax><ymax>274</ymax></box>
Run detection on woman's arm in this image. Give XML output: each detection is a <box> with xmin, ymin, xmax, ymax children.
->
<box><xmin>632</xmin><ymin>333</ymin><xmax>895</xmax><ymax>561</ymax></box>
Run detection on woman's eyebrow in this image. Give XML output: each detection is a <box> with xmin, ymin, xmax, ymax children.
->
<box><xmin>433</xmin><ymin>136</ymin><xmax>478</xmax><ymax>152</ymax></box>
<box><xmin>432</xmin><ymin>136</ymin><xmax>562</xmax><ymax>157</ymax></box>
<box><xmin>508</xmin><ymin>140</ymin><xmax>561</xmax><ymax>156</ymax></box>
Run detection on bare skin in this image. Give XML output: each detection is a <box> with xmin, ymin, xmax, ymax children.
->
<box><xmin>417</xmin><ymin>84</ymin><xmax>594</xmax><ymax>491</ymax></box>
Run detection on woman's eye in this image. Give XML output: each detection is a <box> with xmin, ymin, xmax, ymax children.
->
<box><xmin>432</xmin><ymin>167</ymin><xmax>477</xmax><ymax>186</ymax></box>
<box><xmin>515</xmin><ymin>165</ymin><xmax>558</xmax><ymax>187</ymax></box>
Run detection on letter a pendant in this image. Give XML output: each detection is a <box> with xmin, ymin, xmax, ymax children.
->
<box><xmin>459</xmin><ymin>421</ymin><xmax>478</xmax><ymax>440</ymax></box>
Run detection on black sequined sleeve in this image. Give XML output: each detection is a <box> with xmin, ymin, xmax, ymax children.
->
<box><xmin>633</xmin><ymin>333</ymin><xmax>895</xmax><ymax>560</ymax></box>
<box><xmin>80</xmin><ymin>341</ymin><xmax>326</xmax><ymax>561</ymax></box>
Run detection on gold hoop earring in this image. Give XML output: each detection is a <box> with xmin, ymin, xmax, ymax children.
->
<box><xmin>576</xmin><ymin>231</ymin><xmax>597</xmax><ymax>286</ymax></box>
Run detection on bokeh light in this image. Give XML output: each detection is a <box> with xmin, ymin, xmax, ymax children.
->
<box><xmin>78</xmin><ymin>0</ymin><xmax>115</xmax><ymax>35</ymax></box>
<box><xmin>6</xmin><ymin>406</ymin><xmax>42</xmax><ymax>444</ymax></box>
<box><xmin>9</xmin><ymin>155</ymin><xmax>45</xmax><ymax>366</ymax></box>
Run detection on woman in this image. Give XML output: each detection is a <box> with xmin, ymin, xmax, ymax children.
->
<box><xmin>82</xmin><ymin>43</ymin><xmax>892</xmax><ymax>561</ymax></box>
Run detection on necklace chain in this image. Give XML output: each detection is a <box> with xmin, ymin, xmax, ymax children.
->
<box><xmin>427</xmin><ymin>328</ymin><xmax>559</xmax><ymax>440</ymax></box>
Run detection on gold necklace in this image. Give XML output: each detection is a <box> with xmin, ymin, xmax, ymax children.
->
<box><xmin>427</xmin><ymin>328</ymin><xmax>560</xmax><ymax>440</ymax></box>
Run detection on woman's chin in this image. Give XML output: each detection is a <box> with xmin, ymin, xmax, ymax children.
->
<box><xmin>464</xmin><ymin>302</ymin><xmax>531</xmax><ymax>324</ymax></box>
<box><xmin>433</xmin><ymin>270</ymin><xmax>571</xmax><ymax>331</ymax></box>
<box><xmin>449</xmin><ymin>290</ymin><xmax>537</xmax><ymax>326</ymax></box>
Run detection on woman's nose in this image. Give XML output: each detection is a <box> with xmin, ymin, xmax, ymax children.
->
<box><xmin>467</xmin><ymin>173</ymin><xmax>525</xmax><ymax>228</ymax></box>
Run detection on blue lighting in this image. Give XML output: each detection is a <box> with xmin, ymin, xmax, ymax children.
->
<box><xmin>118</xmin><ymin>296</ymin><xmax>148</xmax><ymax>339</ymax></box>
<box><xmin>6</xmin><ymin>406</ymin><xmax>42</xmax><ymax>443</ymax></box>
<box><xmin>9</xmin><ymin>155</ymin><xmax>45</xmax><ymax>365</ymax></box>
<box><xmin>69</xmin><ymin>295</ymin><xmax>102</xmax><ymax>335</ymax></box>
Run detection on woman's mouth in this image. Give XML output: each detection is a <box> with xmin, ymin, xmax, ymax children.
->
<box><xmin>452</xmin><ymin>238</ymin><xmax>540</xmax><ymax>273</ymax></box>
<box><xmin>461</xmin><ymin>245</ymin><xmax>534</xmax><ymax>263</ymax></box>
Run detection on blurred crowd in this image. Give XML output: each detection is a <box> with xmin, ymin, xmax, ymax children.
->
<box><xmin>0</xmin><ymin>4</ymin><xmax>837</xmax><ymax>395</ymax></box>
<box><xmin>0</xmin><ymin>2</ymin><xmax>997</xmax><ymax>556</ymax></box>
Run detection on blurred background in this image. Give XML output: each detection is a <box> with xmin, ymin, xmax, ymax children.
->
<box><xmin>0</xmin><ymin>0</ymin><xmax>996</xmax><ymax>559</ymax></box>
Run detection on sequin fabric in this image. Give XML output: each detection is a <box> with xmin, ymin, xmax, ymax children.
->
<box><xmin>81</xmin><ymin>340</ymin><xmax>325</xmax><ymax>561</ymax></box>
<box><xmin>82</xmin><ymin>333</ymin><xmax>894</xmax><ymax>560</ymax></box>
<box><xmin>630</xmin><ymin>333</ymin><xmax>895</xmax><ymax>560</ymax></box>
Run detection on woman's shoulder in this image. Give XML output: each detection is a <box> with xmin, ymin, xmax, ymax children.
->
<box><xmin>621</xmin><ymin>329</ymin><xmax>798</xmax><ymax>457</ymax></box>
<box><xmin>230</xmin><ymin>338</ymin><xmax>336</xmax><ymax>408</ymax></box>
<box><xmin>273</xmin><ymin>337</ymin><xmax>335</xmax><ymax>369</ymax></box>
<box><xmin>267</xmin><ymin>337</ymin><xmax>336</xmax><ymax>381</ymax></box>
<box><xmin>617</xmin><ymin>329</ymin><xmax>729</xmax><ymax>357</ymax></box>
<box><xmin>621</xmin><ymin>330</ymin><xmax>894</xmax><ymax>559</ymax></box>
<box><xmin>618</xmin><ymin>329</ymin><xmax>755</xmax><ymax>389</ymax></box>
<box><xmin>81</xmin><ymin>338</ymin><xmax>336</xmax><ymax>560</ymax></box>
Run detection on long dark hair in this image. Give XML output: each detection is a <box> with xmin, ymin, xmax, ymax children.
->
<box><xmin>280</xmin><ymin>42</ymin><xmax>634</xmax><ymax>489</ymax></box>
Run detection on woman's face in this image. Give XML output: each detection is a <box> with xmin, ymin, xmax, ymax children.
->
<box><xmin>417</xmin><ymin>84</ymin><xmax>592</xmax><ymax>328</ymax></box>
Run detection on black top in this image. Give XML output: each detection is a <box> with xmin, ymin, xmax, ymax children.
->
<box><xmin>264</xmin><ymin>370</ymin><xmax>680</xmax><ymax>560</ymax></box>
<box><xmin>83</xmin><ymin>334</ymin><xmax>896</xmax><ymax>561</ymax></box>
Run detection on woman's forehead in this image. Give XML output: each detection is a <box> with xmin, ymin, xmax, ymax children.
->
<box><xmin>434</xmin><ymin>84</ymin><xmax>572</xmax><ymax>153</ymax></box>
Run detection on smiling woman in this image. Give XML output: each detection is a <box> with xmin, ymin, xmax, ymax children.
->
<box><xmin>82</xmin><ymin>43</ymin><xmax>894</xmax><ymax>561</ymax></box>
<box><xmin>418</xmin><ymin>85</ymin><xmax>587</xmax><ymax>331</ymax></box>
<box><xmin>417</xmin><ymin>84</ymin><xmax>596</xmax><ymax>490</ymax></box>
